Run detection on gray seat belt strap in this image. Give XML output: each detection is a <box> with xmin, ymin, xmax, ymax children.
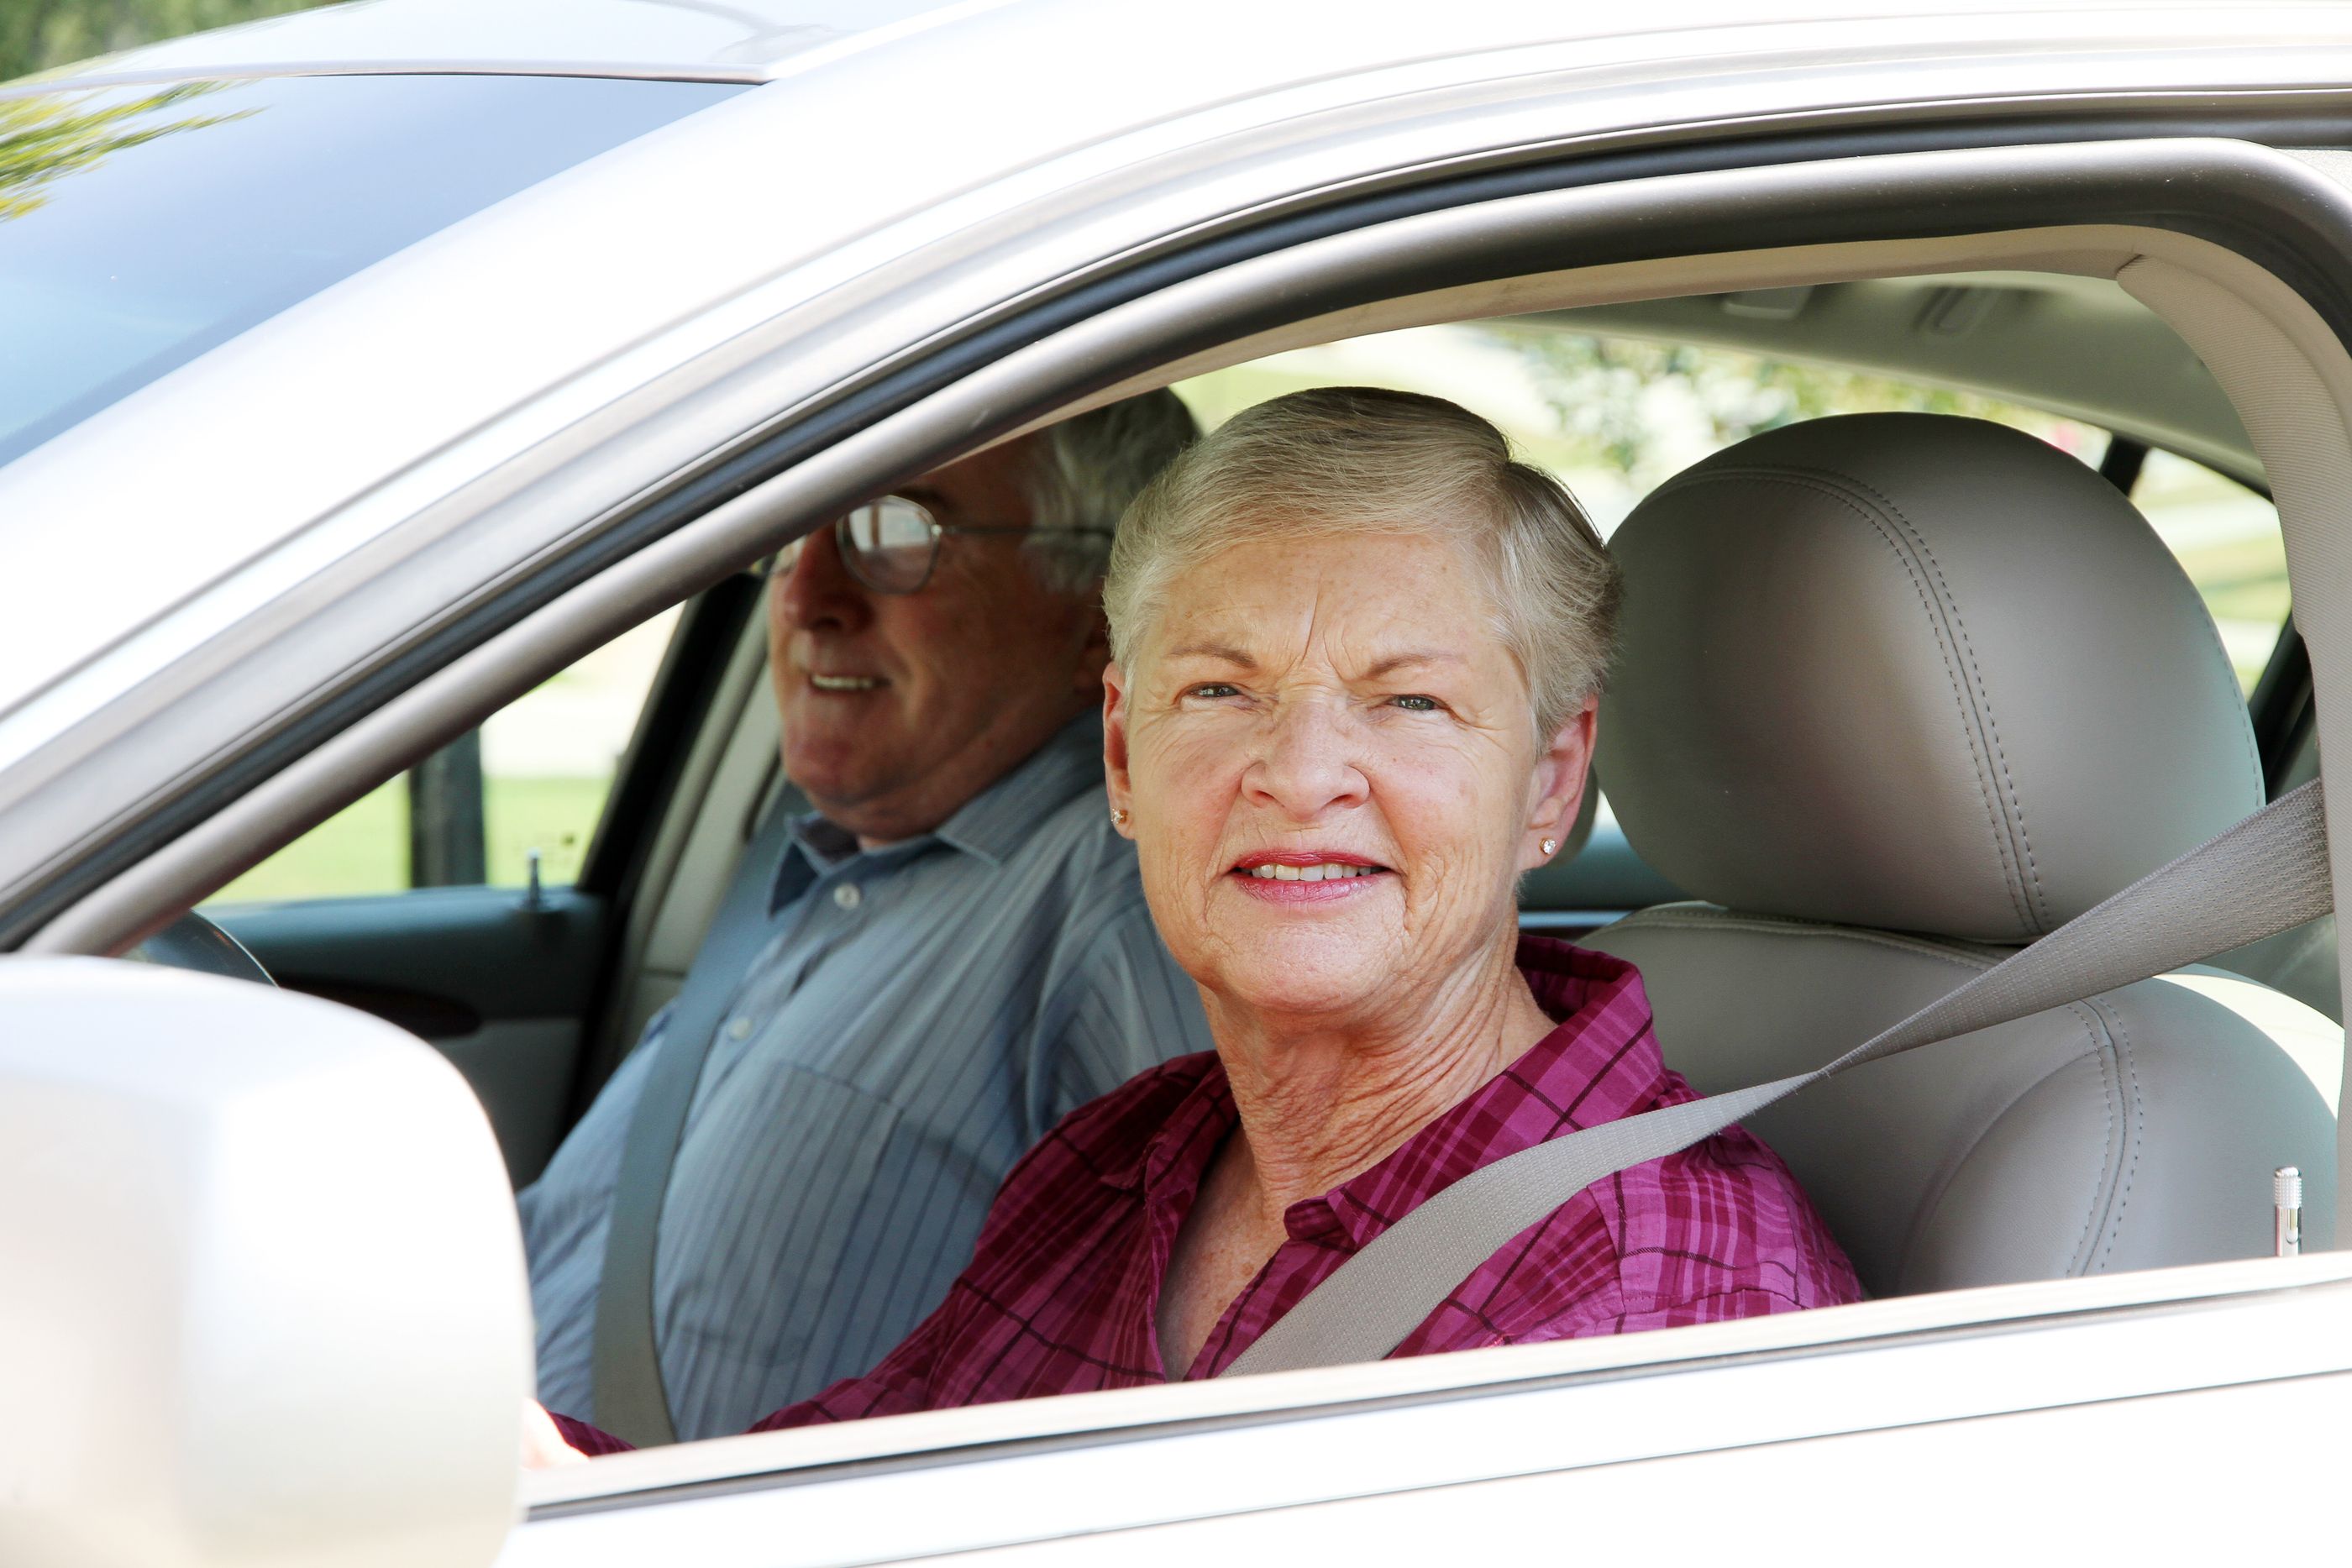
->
<box><xmin>592</xmin><ymin>801</ymin><xmax>802</xmax><ymax>1445</ymax></box>
<box><xmin>1226</xmin><ymin>779</ymin><xmax>2333</xmax><ymax>1378</ymax></box>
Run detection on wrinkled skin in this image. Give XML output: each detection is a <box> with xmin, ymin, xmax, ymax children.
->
<box><xmin>1103</xmin><ymin>532</ymin><xmax>1597</xmax><ymax>1375</ymax></box>
<box><xmin>1105</xmin><ymin>532</ymin><xmax>1593</xmax><ymax>1036</ymax></box>
<box><xmin>769</xmin><ymin>435</ymin><xmax>1108</xmax><ymax>847</ymax></box>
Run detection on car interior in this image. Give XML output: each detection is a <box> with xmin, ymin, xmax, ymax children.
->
<box><xmin>167</xmin><ymin>259</ymin><xmax>2343</xmax><ymax>1429</ymax></box>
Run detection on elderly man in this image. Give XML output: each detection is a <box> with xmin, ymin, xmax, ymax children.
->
<box><xmin>521</xmin><ymin>391</ymin><xmax>1211</xmax><ymax>1442</ymax></box>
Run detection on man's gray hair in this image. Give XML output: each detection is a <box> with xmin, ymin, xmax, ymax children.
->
<box><xmin>1021</xmin><ymin>389</ymin><xmax>1201</xmax><ymax>594</ymax></box>
<box><xmin>1104</xmin><ymin>385</ymin><xmax>1622</xmax><ymax>739</ymax></box>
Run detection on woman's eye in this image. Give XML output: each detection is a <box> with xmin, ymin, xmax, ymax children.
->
<box><xmin>1389</xmin><ymin>694</ymin><xmax>1442</xmax><ymax>712</ymax></box>
<box><xmin>1187</xmin><ymin>683</ymin><xmax>1242</xmax><ymax>700</ymax></box>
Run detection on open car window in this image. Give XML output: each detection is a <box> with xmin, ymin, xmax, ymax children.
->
<box><xmin>1178</xmin><ymin>318</ymin><xmax>2288</xmax><ymax>695</ymax></box>
<box><xmin>202</xmin><ymin>609</ymin><xmax>681</xmax><ymax>904</ymax></box>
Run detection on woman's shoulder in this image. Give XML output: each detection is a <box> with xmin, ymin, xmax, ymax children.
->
<box><xmin>1009</xmin><ymin>1050</ymin><xmax>1225</xmax><ymax>1188</ymax></box>
<box><xmin>1055</xmin><ymin>1049</ymin><xmax>1223</xmax><ymax>1141</ymax></box>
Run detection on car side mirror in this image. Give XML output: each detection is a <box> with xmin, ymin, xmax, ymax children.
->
<box><xmin>0</xmin><ymin>957</ymin><xmax>528</xmax><ymax>1567</ymax></box>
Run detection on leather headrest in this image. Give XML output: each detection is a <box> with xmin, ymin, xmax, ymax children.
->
<box><xmin>1598</xmin><ymin>413</ymin><xmax>2262</xmax><ymax>943</ymax></box>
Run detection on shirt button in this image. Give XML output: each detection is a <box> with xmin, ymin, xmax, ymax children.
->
<box><xmin>726</xmin><ymin>1016</ymin><xmax>752</xmax><ymax>1041</ymax></box>
<box><xmin>832</xmin><ymin>883</ymin><xmax>862</xmax><ymax>910</ymax></box>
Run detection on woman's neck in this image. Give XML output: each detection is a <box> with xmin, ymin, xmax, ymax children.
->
<box><xmin>1209</xmin><ymin>939</ymin><xmax>1557</xmax><ymax>1218</ymax></box>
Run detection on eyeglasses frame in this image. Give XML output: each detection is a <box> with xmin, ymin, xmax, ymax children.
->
<box><xmin>761</xmin><ymin>497</ymin><xmax>1113</xmax><ymax>596</ymax></box>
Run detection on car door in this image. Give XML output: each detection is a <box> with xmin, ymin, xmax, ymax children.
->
<box><xmin>16</xmin><ymin>9</ymin><xmax>2352</xmax><ymax>1565</ymax></box>
<box><xmin>200</xmin><ymin>582</ymin><xmax>762</xmax><ymax>1185</ymax></box>
<box><xmin>498</xmin><ymin>1257</ymin><xmax>2352</xmax><ymax>1564</ymax></box>
<box><xmin>466</xmin><ymin>124</ymin><xmax>2352</xmax><ymax>1565</ymax></box>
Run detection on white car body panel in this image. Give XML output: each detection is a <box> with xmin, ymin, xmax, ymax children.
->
<box><xmin>944</xmin><ymin>1375</ymin><xmax>2347</xmax><ymax>1562</ymax></box>
<box><xmin>504</xmin><ymin>1256</ymin><xmax>2352</xmax><ymax>1562</ymax></box>
<box><xmin>8</xmin><ymin>2</ymin><xmax>2352</xmax><ymax>1560</ymax></box>
<box><xmin>9</xmin><ymin>5</ymin><xmax>2352</xmax><ymax>772</ymax></box>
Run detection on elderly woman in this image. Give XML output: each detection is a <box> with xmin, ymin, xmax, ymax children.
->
<box><xmin>534</xmin><ymin>386</ymin><xmax>1855</xmax><ymax>1460</ymax></box>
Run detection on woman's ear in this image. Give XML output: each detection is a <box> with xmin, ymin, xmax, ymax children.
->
<box><xmin>1522</xmin><ymin>695</ymin><xmax>1599</xmax><ymax>871</ymax></box>
<box><xmin>1102</xmin><ymin>662</ymin><xmax>1135</xmax><ymax>835</ymax></box>
<box><xmin>1071</xmin><ymin>605</ymin><xmax>1113</xmax><ymax>699</ymax></box>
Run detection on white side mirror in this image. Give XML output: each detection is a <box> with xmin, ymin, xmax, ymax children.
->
<box><xmin>0</xmin><ymin>957</ymin><xmax>528</xmax><ymax>1567</ymax></box>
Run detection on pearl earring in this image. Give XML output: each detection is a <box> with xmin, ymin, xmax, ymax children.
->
<box><xmin>1111</xmin><ymin>809</ymin><xmax>1131</xmax><ymax>828</ymax></box>
<box><xmin>1541</xmin><ymin>837</ymin><xmax>1558</xmax><ymax>857</ymax></box>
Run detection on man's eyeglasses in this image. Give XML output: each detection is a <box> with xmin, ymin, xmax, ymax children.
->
<box><xmin>764</xmin><ymin>496</ymin><xmax>1106</xmax><ymax>596</ymax></box>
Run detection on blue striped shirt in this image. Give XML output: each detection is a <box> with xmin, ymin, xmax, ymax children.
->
<box><xmin>519</xmin><ymin>714</ymin><xmax>1210</xmax><ymax>1439</ymax></box>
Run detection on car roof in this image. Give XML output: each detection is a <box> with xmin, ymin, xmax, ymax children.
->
<box><xmin>7</xmin><ymin>1</ymin><xmax>2349</xmax><ymax>769</ymax></box>
<box><xmin>1538</xmin><ymin>273</ymin><xmax>2257</xmax><ymax>482</ymax></box>
<box><xmin>49</xmin><ymin>0</ymin><xmax>2348</xmax><ymax>87</ymax></box>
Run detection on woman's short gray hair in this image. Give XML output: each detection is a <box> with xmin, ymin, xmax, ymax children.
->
<box><xmin>1104</xmin><ymin>386</ymin><xmax>1621</xmax><ymax>739</ymax></box>
<box><xmin>1022</xmin><ymin>389</ymin><xmax>1201</xmax><ymax>594</ymax></box>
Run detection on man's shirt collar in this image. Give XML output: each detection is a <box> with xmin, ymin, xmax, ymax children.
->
<box><xmin>769</xmin><ymin>711</ymin><xmax>1105</xmax><ymax>913</ymax></box>
<box><xmin>931</xmin><ymin>710</ymin><xmax>1105</xmax><ymax>866</ymax></box>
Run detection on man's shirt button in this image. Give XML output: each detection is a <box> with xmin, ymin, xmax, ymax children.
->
<box><xmin>832</xmin><ymin>883</ymin><xmax>862</xmax><ymax>910</ymax></box>
<box><xmin>726</xmin><ymin>1016</ymin><xmax>753</xmax><ymax>1041</ymax></box>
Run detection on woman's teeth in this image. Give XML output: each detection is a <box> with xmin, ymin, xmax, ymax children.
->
<box><xmin>810</xmin><ymin>674</ymin><xmax>883</xmax><ymax>691</ymax></box>
<box><xmin>1246</xmin><ymin>863</ymin><xmax>1377</xmax><ymax>882</ymax></box>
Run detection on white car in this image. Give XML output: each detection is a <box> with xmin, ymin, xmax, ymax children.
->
<box><xmin>7</xmin><ymin>3</ymin><xmax>2352</xmax><ymax>1563</ymax></box>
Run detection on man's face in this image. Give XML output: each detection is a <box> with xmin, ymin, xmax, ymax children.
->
<box><xmin>769</xmin><ymin>435</ymin><xmax>1107</xmax><ymax>845</ymax></box>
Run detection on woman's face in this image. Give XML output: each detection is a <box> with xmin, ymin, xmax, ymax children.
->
<box><xmin>1105</xmin><ymin>532</ymin><xmax>1594</xmax><ymax>1025</ymax></box>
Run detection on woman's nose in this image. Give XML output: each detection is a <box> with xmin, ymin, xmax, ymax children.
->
<box><xmin>772</xmin><ymin>526</ymin><xmax>874</xmax><ymax>633</ymax></box>
<box><xmin>1242</xmin><ymin>698</ymin><xmax>1369</xmax><ymax>818</ymax></box>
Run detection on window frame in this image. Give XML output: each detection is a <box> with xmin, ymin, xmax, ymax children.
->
<box><xmin>13</xmin><ymin>106</ymin><xmax>2352</xmax><ymax>1531</ymax></box>
<box><xmin>16</xmin><ymin>113</ymin><xmax>2352</xmax><ymax>953</ymax></box>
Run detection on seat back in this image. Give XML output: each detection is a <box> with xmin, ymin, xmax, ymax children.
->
<box><xmin>1584</xmin><ymin>910</ymin><xmax>2335</xmax><ymax>1293</ymax></box>
<box><xmin>1593</xmin><ymin>413</ymin><xmax>2338</xmax><ymax>1289</ymax></box>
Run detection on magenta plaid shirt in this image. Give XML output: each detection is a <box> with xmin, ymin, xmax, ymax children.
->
<box><xmin>555</xmin><ymin>938</ymin><xmax>1857</xmax><ymax>1454</ymax></box>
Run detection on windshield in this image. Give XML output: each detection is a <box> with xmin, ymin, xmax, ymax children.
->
<box><xmin>0</xmin><ymin>72</ymin><xmax>741</xmax><ymax>469</ymax></box>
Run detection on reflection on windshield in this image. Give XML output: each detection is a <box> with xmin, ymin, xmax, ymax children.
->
<box><xmin>1</xmin><ymin>81</ymin><xmax>245</xmax><ymax>223</ymax></box>
<box><xmin>0</xmin><ymin>72</ymin><xmax>740</xmax><ymax>470</ymax></box>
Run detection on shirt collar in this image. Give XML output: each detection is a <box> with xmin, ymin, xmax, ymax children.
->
<box><xmin>1305</xmin><ymin>939</ymin><xmax>1660</xmax><ymax>1251</ymax></box>
<box><xmin>1110</xmin><ymin>939</ymin><xmax>1663</xmax><ymax>1253</ymax></box>
<box><xmin>767</xmin><ymin>711</ymin><xmax>1105</xmax><ymax>912</ymax></box>
<box><xmin>932</xmin><ymin>710</ymin><xmax>1105</xmax><ymax>867</ymax></box>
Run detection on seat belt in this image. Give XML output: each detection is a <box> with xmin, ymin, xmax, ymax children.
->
<box><xmin>591</xmin><ymin>800</ymin><xmax>801</xmax><ymax>1445</ymax></box>
<box><xmin>1224</xmin><ymin>779</ymin><xmax>2334</xmax><ymax>1378</ymax></box>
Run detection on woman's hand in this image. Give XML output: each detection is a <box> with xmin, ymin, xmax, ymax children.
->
<box><xmin>521</xmin><ymin>1398</ymin><xmax>589</xmax><ymax>1469</ymax></box>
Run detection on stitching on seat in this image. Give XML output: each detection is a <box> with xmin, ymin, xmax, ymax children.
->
<box><xmin>2087</xmin><ymin>995</ymin><xmax>2145</xmax><ymax>1273</ymax></box>
<box><xmin>1832</xmin><ymin>468</ymin><xmax>2054</xmax><ymax>932</ymax></box>
<box><xmin>1599</xmin><ymin>905</ymin><xmax>2005</xmax><ymax>970</ymax></box>
<box><xmin>1665</xmin><ymin>469</ymin><xmax>2035</xmax><ymax>934</ymax></box>
<box><xmin>2069</xmin><ymin>1001</ymin><xmax>2119</xmax><ymax>1276</ymax></box>
<box><xmin>1600</xmin><ymin>905</ymin><xmax>2133</xmax><ymax>1287</ymax></box>
<box><xmin>1899</xmin><ymin>1001</ymin><xmax>2114</xmax><ymax>1290</ymax></box>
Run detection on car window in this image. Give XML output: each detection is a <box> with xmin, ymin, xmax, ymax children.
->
<box><xmin>202</xmin><ymin>608</ymin><xmax>680</xmax><ymax>903</ymax></box>
<box><xmin>0</xmin><ymin>72</ymin><xmax>740</xmax><ymax>470</ymax></box>
<box><xmin>1176</xmin><ymin>319</ymin><xmax>2285</xmax><ymax>694</ymax></box>
<box><xmin>2127</xmin><ymin>448</ymin><xmax>2285</xmax><ymax>694</ymax></box>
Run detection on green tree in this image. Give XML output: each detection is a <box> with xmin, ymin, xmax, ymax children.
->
<box><xmin>1500</xmin><ymin>326</ymin><xmax>2095</xmax><ymax>490</ymax></box>
<box><xmin>0</xmin><ymin>80</ymin><xmax>243</xmax><ymax>220</ymax></box>
<box><xmin>2</xmin><ymin>0</ymin><xmax>339</xmax><ymax>86</ymax></box>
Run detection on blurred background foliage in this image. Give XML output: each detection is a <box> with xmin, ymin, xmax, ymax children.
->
<box><xmin>0</xmin><ymin>81</ymin><xmax>240</xmax><ymax>218</ymax></box>
<box><xmin>2</xmin><ymin>0</ymin><xmax>339</xmax><ymax>83</ymax></box>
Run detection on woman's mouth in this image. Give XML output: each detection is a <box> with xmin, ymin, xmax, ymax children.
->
<box><xmin>1242</xmin><ymin>862</ymin><xmax>1378</xmax><ymax>882</ymax></box>
<box><xmin>1228</xmin><ymin>852</ymin><xmax>1391</xmax><ymax>900</ymax></box>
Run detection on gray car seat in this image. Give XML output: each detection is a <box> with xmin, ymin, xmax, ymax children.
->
<box><xmin>1584</xmin><ymin>412</ymin><xmax>2338</xmax><ymax>1297</ymax></box>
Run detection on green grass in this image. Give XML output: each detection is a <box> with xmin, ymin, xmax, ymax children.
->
<box><xmin>204</xmin><ymin>774</ymin><xmax>613</xmax><ymax>905</ymax></box>
<box><xmin>207</xmin><ymin>777</ymin><xmax>408</xmax><ymax>903</ymax></box>
<box><xmin>486</xmin><ymin>775</ymin><xmax>612</xmax><ymax>888</ymax></box>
